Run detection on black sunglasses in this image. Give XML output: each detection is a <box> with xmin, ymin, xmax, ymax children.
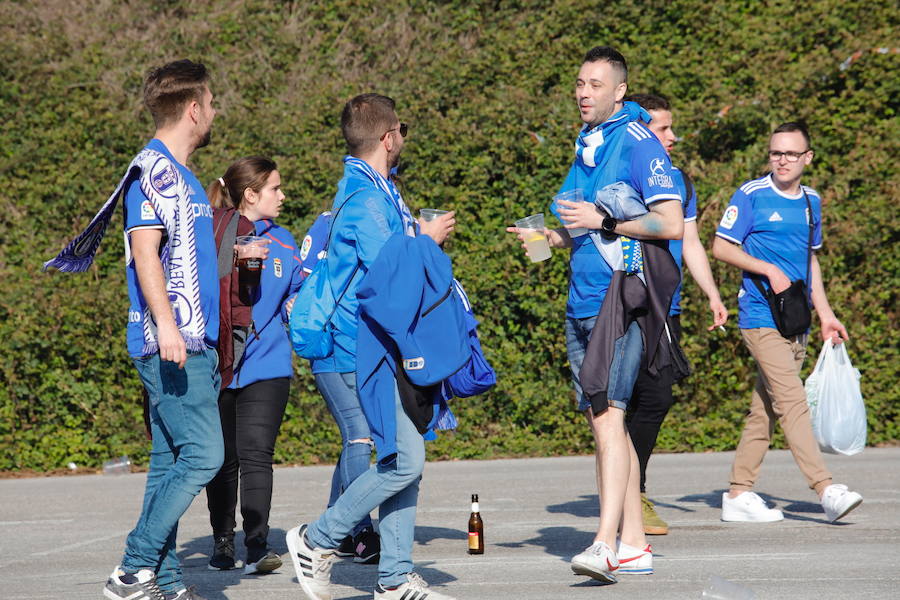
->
<box><xmin>380</xmin><ymin>122</ymin><xmax>408</xmax><ymax>141</ymax></box>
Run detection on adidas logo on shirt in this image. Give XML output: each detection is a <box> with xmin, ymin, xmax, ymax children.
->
<box><xmin>769</xmin><ymin>211</ymin><xmax>783</xmax><ymax>222</ymax></box>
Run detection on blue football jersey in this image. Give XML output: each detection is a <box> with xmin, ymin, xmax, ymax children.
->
<box><xmin>123</xmin><ymin>139</ymin><xmax>219</xmax><ymax>357</ymax></box>
<box><xmin>668</xmin><ymin>167</ymin><xmax>697</xmax><ymax>316</ymax></box>
<box><xmin>715</xmin><ymin>174</ymin><xmax>822</xmax><ymax>330</ymax></box>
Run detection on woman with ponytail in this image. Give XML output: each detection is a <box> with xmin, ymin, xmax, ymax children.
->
<box><xmin>204</xmin><ymin>157</ymin><xmax>304</xmax><ymax>575</ymax></box>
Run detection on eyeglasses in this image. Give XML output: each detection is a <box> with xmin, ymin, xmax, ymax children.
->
<box><xmin>768</xmin><ymin>150</ymin><xmax>810</xmax><ymax>162</ymax></box>
<box><xmin>380</xmin><ymin>122</ymin><xmax>408</xmax><ymax>141</ymax></box>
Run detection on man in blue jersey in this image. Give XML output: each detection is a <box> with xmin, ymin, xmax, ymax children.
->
<box><xmin>103</xmin><ymin>60</ymin><xmax>224</xmax><ymax>600</ymax></box>
<box><xmin>712</xmin><ymin>122</ymin><xmax>862</xmax><ymax>524</ymax></box>
<box><xmin>623</xmin><ymin>94</ymin><xmax>728</xmax><ymax>535</ymax></box>
<box><xmin>286</xmin><ymin>94</ymin><xmax>459</xmax><ymax>600</ymax></box>
<box><xmin>510</xmin><ymin>47</ymin><xmax>684</xmax><ymax>583</ymax></box>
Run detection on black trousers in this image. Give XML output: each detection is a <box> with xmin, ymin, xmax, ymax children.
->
<box><xmin>626</xmin><ymin>316</ymin><xmax>681</xmax><ymax>494</ymax></box>
<box><xmin>206</xmin><ymin>377</ymin><xmax>289</xmax><ymax>551</ymax></box>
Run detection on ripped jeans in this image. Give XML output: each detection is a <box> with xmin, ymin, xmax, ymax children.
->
<box><xmin>314</xmin><ymin>371</ymin><xmax>374</xmax><ymax>534</ymax></box>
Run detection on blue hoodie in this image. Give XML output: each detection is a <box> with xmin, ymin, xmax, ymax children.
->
<box><xmin>230</xmin><ymin>219</ymin><xmax>304</xmax><ymax>388</ymax></box>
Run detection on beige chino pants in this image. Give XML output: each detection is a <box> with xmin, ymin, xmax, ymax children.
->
<box><xmin>730</xmin><ymin>327</ymin><xmax>832</xmax><ymax>496</ymax></box>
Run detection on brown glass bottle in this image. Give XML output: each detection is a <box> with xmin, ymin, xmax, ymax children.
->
<box><xmin>468</xmin><ymin>493</ymin><xmax>484</xmax><ymax>554</ymax></box>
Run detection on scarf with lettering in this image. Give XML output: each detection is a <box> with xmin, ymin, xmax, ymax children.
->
<box><xmin>43</xmin><ymin>148</ymin><xmax>207</xmax><ymax>353</ymax></box>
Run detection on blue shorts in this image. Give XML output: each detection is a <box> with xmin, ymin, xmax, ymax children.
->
<box><xmin>565</xmin><ymin>316</ymin><xmax>643</xmax><ymax>412</ymax></box>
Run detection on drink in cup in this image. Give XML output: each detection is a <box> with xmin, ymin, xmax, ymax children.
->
<box><xmin>236</xmin><ymin>236</ymin><xmax>267</xmax><ymax>290</ymax></box>
<box><xmin>552</xmin><ymin>189</ymin><xmax>588</xmax><ymax>238</ymax></box>
<box><xmin>514</xmin><ymin>213</ymin><xmax>551</xmax><ymax>263</ymax></box>
<box><xmin>419</xmin><ymin>208</ymin><xmax>448</xmax><ymax>222</ymax></box>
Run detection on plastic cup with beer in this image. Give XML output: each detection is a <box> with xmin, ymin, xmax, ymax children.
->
<box><xmin>235</xmin><ymin>235</ymin><xmax>268</xmax><ymax>290</ymax></box>
<box><xmin>419</xmin><ymin>208</ymin><xmax>449</xmax><ymax>222</ymax></box>
<box><xmin>514</xmin><ymin>213</ymin><xmax>551</xmax><ymax>263</ymax></box>
<box><xmin>552</xmin><ymin>189</ymin><xmax>589</xmax><ymax>238</ymax></box>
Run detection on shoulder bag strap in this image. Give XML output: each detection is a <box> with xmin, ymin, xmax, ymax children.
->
<box><xmin>802</xmin><ymin>189</ymin><xmax>813</xmax><ymax>287</ymax></box>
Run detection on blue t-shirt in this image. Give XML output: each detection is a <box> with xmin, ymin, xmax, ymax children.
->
<box><xmin>123</xmin><ymin>139</ymin><xmax>219</xmax><ymax>357</ymax></box>
<box><xmin>230</xmin><ymin>219</ymin><xmax>304</xmax><ymax>388</ymax></box>
<box><xmin>311</xmin><ymin>165</ymin><xmax>409</xmax><ymax>374</ymax></box>
<box><xmin>668</xmin><ymin>167</ymin><xmax>698</xmax><ymax>316</ymax></box>
<box><xmin>560</xmin><ymin>121</ymin><xmax>682</xmax><ymax>318</ymax></box>
<box><xmin>299</xmin><ymin>211</ymin><xmax>331</xmax><ymax>275</ymax></box>
<box><xmin>715</xmin><ymin>174</ymin><xmax>822</xmax><ymax>330</ymax></box>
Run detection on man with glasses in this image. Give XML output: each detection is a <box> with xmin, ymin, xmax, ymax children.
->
<box><xmin>286</xmin><ymin>93</ymin><xmax>458</xmax><ymax>600</ymax></box>
<box><xmin>712</xmin><ymin>122</ymin><xmax>862</xmax><ymax>524</ymax></box>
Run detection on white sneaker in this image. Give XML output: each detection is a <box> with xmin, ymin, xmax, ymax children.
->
<box><xmin>286</xmin><ymin>524</ymin><xmax>335</xmax><ymax>600</ymax></box>
<box><xmin>374</xmin><ymin>573</ymin><xmax>456</xmax><ymax>600</ymax></box>
<box><xmin>103</xmin><ymin>567</ymin><xmax>165</xmax><ymax>600</ymax></box>
<box><xmin>616</xmin><ymin>541</ymin><xmax>653</xmax><ymax>574</ymax></box>
<box><xmin>820</xmin><ymin>484</ymin><xmax>863</xmax><ymax>522</ymax></box>
<box><xmin>571</xmin><ymin>541</ymin><xmax>619</xmax><ymax>583</ymax></box>
<box><xmin>721</xmin><ymin>491</ymin><xmax>784</xmax><ymax>522</ymax></box>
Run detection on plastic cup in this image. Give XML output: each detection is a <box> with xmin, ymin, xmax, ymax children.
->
<box><xmin>553</xmin><ymin>189</ymin><xmax>589</xmax><ymax>238</ymax></box>
<box><xmin>419</xmin><ymin>208</ymin><xmax>448</xmax><ymax>222</ymax></box>
<box><xmin>700</xmin><ymin>575</ymin><xmax>757</xmax><ymax>600</ymax></box>
<box><xmin>514</xmin><ymin>213</ymin><xmax>551</xmax><ymax>263</ymax></box>
<box><xmin>102</xmin><ymin>455</ymin><xmax>131</xmax><ymax>475</ymax></box>
<box><xmin>235</xmin><ymin>236</ymin><xmax>267</xmax><ymax>289</ymax></box>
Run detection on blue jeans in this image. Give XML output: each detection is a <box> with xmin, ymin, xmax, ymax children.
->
<box><xmin>124</xmin><ymin>348</ymin><xmax>224</xmax><ymax>592</ymax></box>
<box><xmin>306</xmin><ymin>385</ymin><xmax>425</xmax><ymax>588</ymax></box>
<box><xmin>566</xmin><ymin>316</ymin><xmax>643</xmax><ymax>412</ymax></box>
<box><xmin>314</xmin><ymin>372</ymin><xmax>374</xmax><ymax>534</ymax></box>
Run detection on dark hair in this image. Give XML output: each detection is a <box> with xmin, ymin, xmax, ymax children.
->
<box><xmin>772</xmin><ymin>122</ymin><xmax>811</xmax><ymax>149</ymax></box>
<box><xmin>340</xmin><ymin>93</ymin><xmax>397</xmax><ymax>156</ymax></box>
<box><xmin>624</xmin><ymin>93</ymin><xmax>670</xmax><ymax>112</ymax></box>
<box><xmin>143</xmin><ymin>59</ymin><xmax>210</xmax><ymax>129</ymax></box>
<box><xmin>583</xmin><ymin>46</ymin><xmax>628</xmax><ymax>83</ymax></box>
<box><xmin>207</xmin><ymin>156</ymin><xmax>278</xmax><ymax>210</ymax></box>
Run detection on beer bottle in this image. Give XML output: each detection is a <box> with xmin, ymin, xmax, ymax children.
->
<box><xmin>468</xmin><ymin>493</ymin><xmax>484</xmax><ymax>554</ymax></box>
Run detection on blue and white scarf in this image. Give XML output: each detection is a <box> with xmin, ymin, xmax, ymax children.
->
<box><xmin>572</xmin><ymin>102</ymin><xmax>652</xmax><ymax>274</ymax></box>
<box><xmin>43</xmin><ymin>149</ymin><xmax>208</xmax><ymax>353</ymax></box>
<box><xmin>343</xmin><ymin>156</ymin><xmax>416</xmax><ymax>237</ymax></box>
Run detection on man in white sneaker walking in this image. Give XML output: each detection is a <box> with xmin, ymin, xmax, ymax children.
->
<box><xmin>712</xmin><ymin>122</ymin><xmax>862</xmax><ymax>524</ymax></box>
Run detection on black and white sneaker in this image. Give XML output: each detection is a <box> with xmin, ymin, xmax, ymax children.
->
<box><xmin>103</xmin><ymin>567</ymin><xmax>165</xmax><ymax>600</ymax></box>
<box><xmin>208</xmin><ymin>534</ymin><xmax>236</xmax><ymax>570</ymax></box>
<box><xmin>286</xmin><ymin>524</ymin><xmax>335</xmax><ymax>600</ymax></box>
<box><xmin>352</xmin><ymin>527</ymin><xmax>380</xmax><ymax>564</ymax></box>
<box><xmin>244</xmin><ymin>549</ymin><xmax>283</xmax><ymax>575</ymax></box>
<box><xmin>374</xmin><ymin>572</ymin><xmax>456</xmax><ymax>600</ymax></box>
<box><xmin>163</xmin><ymin>586</ymin><xmax>208</xmax><ymax>600</ymax></box>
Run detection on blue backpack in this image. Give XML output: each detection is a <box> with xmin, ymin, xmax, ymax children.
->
<box><xmin>289</xmin><ymin>196</ymin><xmax>359</xmax><ymax>360</ymax></box>
<box><xmin>446</xmin><ymin>280</ymin><xmax>497</xmax><ymax>397</ymax></box>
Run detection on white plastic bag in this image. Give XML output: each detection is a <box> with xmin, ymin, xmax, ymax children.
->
<box><xmin>805</xmin><ymin>340</ymin><xmax>866</xmax><ymax>455</ymax></box>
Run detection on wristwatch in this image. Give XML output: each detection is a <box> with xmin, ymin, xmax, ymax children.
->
<box><xmin>601</xmin><ymin>215</ymin><xmax>618</xmax><ymax>234</ymax></box>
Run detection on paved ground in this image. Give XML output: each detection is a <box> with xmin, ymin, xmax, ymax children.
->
<box><xmin>1</xmin><ymin>448</ymin><xmax>897</xmax><ymax>599</ymax></box>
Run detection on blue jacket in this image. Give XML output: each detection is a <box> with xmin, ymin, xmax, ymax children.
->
<box><xmin>356</xmin><ymin>234</ymin><xmax>470</xmax><ymax>462</ymax></box>
<box><xmin>311</xmin><ymin>165</ymin><xmax>409</xmax><ymax>374</ymax></box>
<box><xmin>231</xmin><ymin>219</ymin><xmax>304</xmax><ymax>388</ymax></box>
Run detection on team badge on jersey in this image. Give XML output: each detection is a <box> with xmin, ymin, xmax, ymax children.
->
<box><xmin>273</xmin><ymin>257</ymin><xmax>283</xmax><ymax>278</ymax></box>
<box><xmin>720</xmin><ymin>206</ymin><xmax>739</xmax><ymax>229</ymax></box>
<box><xmin>300</xmin><ymin>235</ymin><xmax>312</xmax><ymax>260</ymax></box>
<box><xmin>141</xmin><ymin>199</ymin><xmax>155</xmax><ymax>221</ymax></box>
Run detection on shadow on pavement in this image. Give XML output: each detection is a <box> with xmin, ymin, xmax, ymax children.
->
<box><xmin>545</xmin><ymin>494</ymin><xmax>598</xmax><ymax>518</ymax></box>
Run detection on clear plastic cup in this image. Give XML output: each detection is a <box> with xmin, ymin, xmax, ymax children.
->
<box><xmin>102</xmin><ymin>456</ymin><xmax>131</xmax><ymax>475</ymax></box>
<box><xmin>514</xmin><ymin>213</ymin><xmax>551</xmax><ymax>263</ymax></box>
<box><xmin>553</xmin><ymin>189</ymin><xmax>589</xmax><ymax>238</ymax></box>
<box><xmin>235</xmin><ymin>236</ymin><xmax>268</xmax><ymax>289</ymax></box>
<box><xmin>700</xmin><ymin>575</ymin><xmax>757</xmax><ymax>599</ymax></box>
<box><xmin>419</xmin><ymin>208</ymin><xmax>448</xmax><ymax>222</ymax></box>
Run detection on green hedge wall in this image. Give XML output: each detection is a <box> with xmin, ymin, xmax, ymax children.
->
<box><xmin>1</xmin><ymin>0</ymin><xmax>897</xmax><ymax>470</ymax></box>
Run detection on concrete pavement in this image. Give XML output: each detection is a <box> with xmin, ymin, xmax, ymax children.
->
<box><xmin>1</xmin><ymin>448</ymin><xmax>898</xmax><ymax>599</ymax></box>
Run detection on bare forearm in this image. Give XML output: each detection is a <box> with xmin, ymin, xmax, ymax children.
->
<box><xmin>809</xmin><ymin>255</ymin><xmax>834</xmax><ymax>318</ymax></box>
<box><xmin>712</xmin><ymin>236</ymin><xmax>772</xmax><ymax>277</ymax></box>
<box><xmin>614</xmin><ymin>202</ymin><xmax>684</xmax><ymax>240</ymax></box>
<box><xmin>133</xmin><ymin>248</ymin><xmax>178</xmax><ymax>330</ymax></box>
<box><xmin>682</xmin><ymin>232</ymin><xmax>722</xmax><ymax>303</ymax></box>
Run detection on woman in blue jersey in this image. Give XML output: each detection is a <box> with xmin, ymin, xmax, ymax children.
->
<box><xmin>204</xmin><ymin>157</ymin><xmax>304</xmax><ymax>574</ymax></box>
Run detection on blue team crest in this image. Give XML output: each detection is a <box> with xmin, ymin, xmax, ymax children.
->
<box><xmin>166</xmin><ymin>291</ymin><xmax>194</xmax><ymax>328</ymax></box>
<box><xmin>149</xmin><ymin>158</ymin><xmax>178</xmax><ymax>198</ymax></box>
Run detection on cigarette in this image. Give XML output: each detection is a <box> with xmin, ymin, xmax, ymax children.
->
<box><xmin>718</xmin><ymin>326</ymin><xmax>726</xmax><ymax>333</ymax></box>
